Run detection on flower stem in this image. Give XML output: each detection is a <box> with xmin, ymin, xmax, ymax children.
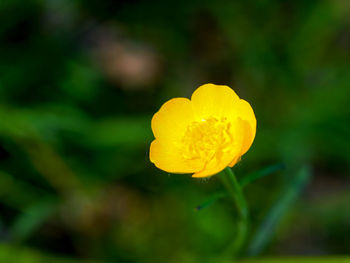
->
<box><xmin>219</xmin><ymin>167</ymin><xmax>249</xmax><ymax>257</ymax></box>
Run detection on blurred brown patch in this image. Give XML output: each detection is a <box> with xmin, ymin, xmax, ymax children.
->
<box><xmin>92</xmin><ymin>26</ymin><xmax>161</xmax><ymax>89</ymax></box>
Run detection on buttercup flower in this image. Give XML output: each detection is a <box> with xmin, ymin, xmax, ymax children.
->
<box><xmin>150</xmin><ymin>84</ymin><xmax>256</xmax><ymax>178</ymax></box>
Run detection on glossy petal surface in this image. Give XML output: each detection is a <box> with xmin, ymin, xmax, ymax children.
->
<box><xmin>150</xmin><ymin>83</ymin><xmax>256</xmax><ymax>178</ymax></box>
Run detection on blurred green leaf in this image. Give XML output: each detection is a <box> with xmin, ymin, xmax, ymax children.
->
<box><xmin>10</xmin><ymin>199</ymin><xmax>58</xmax><ymax>243</ymax></box>
<box><xmin>239</xmin><ymin>257</ymin><xmax>350</xmax><ymax>263</ymax></box>
<box><xmin>195</xmin><ymin>192</ymin><xmax>227</xmax><ymax>211</ymax></box>
<box><xmin>0</xmin><ymin>171</ymin><xmax>53</xmax><ymax>210</ymax></box>
<box><xmin>86</xmin><ymin>116</ymin><xmax>152</xmax><ymax>148</ymax></box>
<box><xmin>0</xmin><ymin>244</ymin><xmax>106</xmax><ymax>263</ymax></box>
<box><xmin>239</xmin><ymin>163</ymin><xmax>285</xmax><ymax>188</ymax></box>
<box><xmin>247</xmin><ymin>166</ymin><xmax>312</xmax><ymax>256</ymax></box>
<box><xmin>60</xmin><ymin>60</ymin><xmax>100</xmax><ymax>102</ymax></box>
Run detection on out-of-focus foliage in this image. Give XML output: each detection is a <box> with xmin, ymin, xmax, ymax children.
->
<box><xmin>0</xmin><ymin>245</ymin><xmax>103</xmax><ymax>263</ymax></box>
<box><xmin>1</xmin><ymin>244</ymin><xmax>350</xmax><ymax>263</ymax></box>
<box><xmin>0</xmin><ymin>0</ymin><xmax>350</xmax><ymax>262</ymax></box>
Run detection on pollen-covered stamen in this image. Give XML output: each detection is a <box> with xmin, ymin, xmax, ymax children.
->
<box><xmin>181</xmin><ymin>117</ymin><xmax>234</xmax><ymax>166</ymax></box>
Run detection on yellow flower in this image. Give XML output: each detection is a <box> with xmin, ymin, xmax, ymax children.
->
<box><xmin>150</xmin><ymin>83</ymin><xmax>256</xmax><ymax>178</ymax></box>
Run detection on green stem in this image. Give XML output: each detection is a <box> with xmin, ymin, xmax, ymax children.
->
<box><xmin>219</xmin><ymin>167</ymin><xmax>249</xmax><ymax>256</ymax></box>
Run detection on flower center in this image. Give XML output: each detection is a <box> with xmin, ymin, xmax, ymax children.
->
<box><xmin>181</xmin><ymin>117</ymin><xmax>234</xmax><ymax>166</ymax></box>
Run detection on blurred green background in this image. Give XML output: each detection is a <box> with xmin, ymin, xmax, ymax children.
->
<box><xmin>0</xmin><ymin>0</ymin><xmax>350</xmax><ymax>262</ymax></box>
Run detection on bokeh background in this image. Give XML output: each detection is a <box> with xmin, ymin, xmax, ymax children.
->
<box><xmin>1</xmin><ymin>0</ymin><xmax>350</xmax><ymax>262</ymax></box>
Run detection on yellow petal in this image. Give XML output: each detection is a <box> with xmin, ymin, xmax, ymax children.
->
<box><xmin>192</xmin><ymin>151</ymin><xmax>235</xmax><ymax>177</ymax></box>
<box><xmin>192</xmin><ymin>119</ymin><xmax>244</xmax><ymax>178</ymax></box>
<box><xmin>228</xmin><ymin>117</ymin><xmax>255</xmax><ymax>168</ymax></box>
<box><xmin>228</xmin><ymin>155</ymin><xmax>241</xmax><ymax>168</ymax></box>
<box><xmin>151</xmin><ymin>98</ymin><xmax>195</xmax><ymax>144</ymax></box>
<box><xmin>149</xmin><ymin>83</ymin><xmax>256</xmax><ymax>177</ymax></box>
<box><xmin>191</xmin><ymin>83</ymin><xmax>239</xmax><ymax>120</ymax></box>
<box><xmin>236</xmin><ymin>100</ymin><xmax>256</xmax><ymax>155</ymax></box>
<box><xmin>150</xmin><ymin>140</ymin><xmax>203</xmax><ymax>173</ymax></box>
